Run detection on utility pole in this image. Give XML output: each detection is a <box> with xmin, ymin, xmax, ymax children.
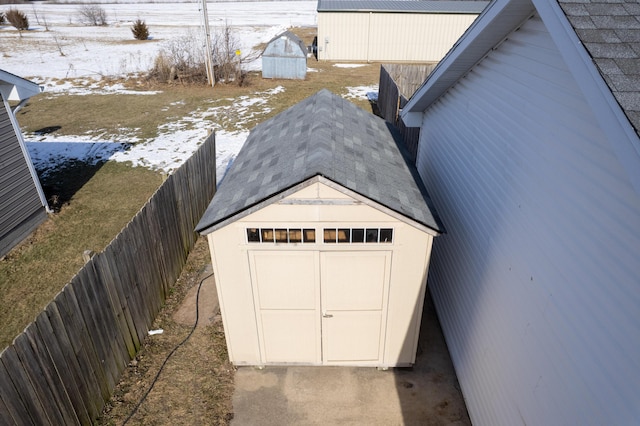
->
<box><xmin>201</xmin><ymin>0</ymin><xmax>215</xmax><ymax>88</ymax></box>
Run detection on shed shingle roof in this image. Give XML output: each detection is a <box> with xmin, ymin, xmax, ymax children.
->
<box><xmin>196</xmin><ymin>89</ymin><xmax>443</xmax><ymax>234</ymax></box>
<box><xmin>558</xmin><ymin>0</ymin><xmax>640</xmax><ymax>136</ymax></box>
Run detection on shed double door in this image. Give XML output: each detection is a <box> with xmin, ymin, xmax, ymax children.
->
<box><xmin>249</xmin><ymin>250</ymin><xmax>391</xmax><ymax>365</ymax></box>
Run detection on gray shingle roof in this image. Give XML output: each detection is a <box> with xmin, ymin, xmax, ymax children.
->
<box><xmin>559</xmin><ymin>0</ymin><xmax>640</xmax><ymax>136</ymax></box>
<box><xmin>196</xmin><ymin>89</ymin><xmax>444</xmax><ymax>234</ymax></box>
<box><xmin>317</xmin><ymin>0</ymin><xmax>488</xmax><ymax>14</ymax></box>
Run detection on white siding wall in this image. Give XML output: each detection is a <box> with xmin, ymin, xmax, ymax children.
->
<box><xmin>317</xmin><ymin>12</ymin><xmax>477</xmax><ymax>62</ymax></box>
<box><xmin>318</xmin><ymin>12</ymin><xmax>370</xmax><ymax>61</ymax></box>
<box><xmin>368</xmin><ymin>13</ymin><xmax>478</xmax><ymax>62</ymax></box>
<box><xmin>417</xmin><ymin>14</ymin><xmax>640</xmax><ymax>425</ymax></box>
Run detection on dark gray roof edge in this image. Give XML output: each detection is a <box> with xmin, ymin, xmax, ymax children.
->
<box><xmin>317</xmin><ymin>0</ymin><xmax>489</xmax><ymax>14</ymax></box>
<box><xmin>196</xmin><ymin>173</ymin><xmax>445</xmax><ymax>235</ymax></box>
<box><xmin>195</xmin><ymin>174</ymin><xmax>321</xmax><ymax>234</ymax></box>
<box><xmin>383</xmin><ymin>120</ymin><xmax>446</xmax><ymax>233</ymax></box>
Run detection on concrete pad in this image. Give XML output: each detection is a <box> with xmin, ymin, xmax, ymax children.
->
<box><xmin>231</xmin><ymin>292</ymin><xmax>470</xmax><ymax>425</ymax></box>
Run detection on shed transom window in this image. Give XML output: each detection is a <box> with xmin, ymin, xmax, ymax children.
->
<box><xmin>323</xmin><ymin>228</ymin><xmax>393</xmax><ymax>244</ymax></box>
<box><xmin>247</xmin><ymin>228</ymin><xmax>316</xmax><ymax>243</ymax></box>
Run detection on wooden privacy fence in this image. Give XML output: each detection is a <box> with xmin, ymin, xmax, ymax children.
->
<box><xmin>0</xmin><ymin>133</ymin><xmax>217</xmax><ymax>425</ymax></box>
<box><xmin>378</xmin><ymin>63</ymin><xmax>437</xmax><ymax>162</ymax></box>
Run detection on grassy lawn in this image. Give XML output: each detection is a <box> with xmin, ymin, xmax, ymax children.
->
<box><xmin>1</xmin><ymin>27</ymin><xmax>382</xmax><ymax>350</ymax></box>
<box><xmin>0</xmin><ymin>162</ymin><xmax>162</xmax><ymax>349</ymax></box>
<box><xmin>18</xmin><ymin>61</ymin><xmax>380</xmax><ymax>139</ymax></box>
<box><xmin>17</xmin><ymin>30</ymin><xmax>380</xmax><ymax>139</ymax></box>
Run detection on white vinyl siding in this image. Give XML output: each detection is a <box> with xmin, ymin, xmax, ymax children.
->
<box><xmin>317</xmin><ymin>12</ymin><xmax>478</xmax><ymax>62</ymax></box>
<box><xmin>318</xmin><ymin>12</ymin><xmax>370</xmax><ymax>61</ymax></box>
<box><xmin>417</xmin><ymin>14</ymin><xmax>640</xmax><ymax>425</ymax></box>
<box><xmin>367</xmin><ymin>13</ymin><xmax>478</xmax><ymax>62</ymax></box>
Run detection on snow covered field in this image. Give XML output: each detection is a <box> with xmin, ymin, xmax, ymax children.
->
<box><xmin>0</xmin><ymin>1</ymin><xmax>375</xmax><ymax>180</ymax></box>
<box><xmin>1</xmin><ymin>1</ymin><xmax>318</xmax><ymax>80</ymax></box>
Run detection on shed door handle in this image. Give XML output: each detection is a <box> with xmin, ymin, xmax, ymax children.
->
<box><xmin>323</xmin><ymin>312</ymin><xmax>333</xmax><ymax>318</ymax></box>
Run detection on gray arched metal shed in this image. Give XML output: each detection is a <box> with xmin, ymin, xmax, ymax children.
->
<box><xmin>262</xmin><ymin>31</ymin><xmax>308</xmax><ymax>80</ymax></box>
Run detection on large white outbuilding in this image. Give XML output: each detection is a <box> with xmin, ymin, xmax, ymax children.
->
<box><xmin>196</xmin><ymin>90</ymin><xmax>443</xmax><ymax>367</ymax></box>
<box><xmin>316</xmin><ymin>0</ymin><xmax>488</xmax><ymax>63</ymax></box>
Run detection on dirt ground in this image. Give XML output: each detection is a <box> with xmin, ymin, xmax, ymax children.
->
<box><xmin>97</xmin><ymin>237</ymin><xmax>235</xmax><ymax>425</ymax></box>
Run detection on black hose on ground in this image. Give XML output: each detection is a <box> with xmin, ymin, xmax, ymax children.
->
<box><xmin>122</xmin><ymin>271</ymin><xmax>214</xmax><ymax>425</ymax></box>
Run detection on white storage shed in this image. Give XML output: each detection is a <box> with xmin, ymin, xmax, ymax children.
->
<box><xmin>196</xmin><ymin>89</ymin><xmax>443</xmax><ymax>367</ymax></box>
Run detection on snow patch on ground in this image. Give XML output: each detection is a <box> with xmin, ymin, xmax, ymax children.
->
<box><xmin>4</xmin><ymin>2</ymin><xmax>377</xmax><ymax>180</ymax></box>
<box><xmin>334</xmin><ymin>64</ymin><xmax>366</xmax><ymax>68</ymax></box>
<box><xmin>344</xmin><ymin>85</ymin><xmax>379</xmax><ymax>102</ymax></box>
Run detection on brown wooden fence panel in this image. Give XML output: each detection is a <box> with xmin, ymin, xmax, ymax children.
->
<box><xmin>378</xmin><ymin>64</ymin><xmax>401</xmax><ymax>124</ymax></box>
<box><xmin>172</xmin><ymin>166</ymin><xmax>194</xmax><ymax>255</ymax></box>
<box><xmin>12</xmin><ymin>331</ymin><xmax>68</xmax><ymax>425</ymax></box>
<box><xmin>107</xmin><ymin>233</ymin><xmax>152</xmax><ymax>344</ymax></box>
<box><xmin>0</xmin><ymin>345</ymin><xmax>50</xmax><ymax>424</ymax></box>
<box><xmin>378</xmin><ymin>64</ymin><xmax>437</xmax><ymax>163</ymax></box>
<box><xmin>91</xmin><ymin>253</ymin><xmax>139</xmax><ymax>358</ymax></box>
<box><xmin>0</xmin><ymin>390</ymin><xmax>18</xmax><ymax>425</ymax></box>
<box><xmin>23</xmin><ymin>322</ymin><xmax>79</xmax><ymax>425</ymax></box>
<box><xmin>0</xmin><ymin>133</ymin><xmax>217</xmax><ymax>425</ymax></box>
<box><xmin>164</xmin><ymin>176</ymin><xmax>190</xmax><ymax>279</ymax></box>
<box><xmin>35</xmin><ymin>309</ymin><xmax>93</xmax><ymax>424</ymax></box>
<box><xmin>70</xmin><ymin>270</ymin><xmax>122</xmax><ymax>390</ymax></box>
<box><xmin>68</xmin><ymin>284</ymin><xmax>112</xmax><ymax>398</ymax></box>
<box><xmin>0</xmin><ymin>357</ymin><xmax>36</xmax><ymax>424</ymax></box>
<box><xmin>47</xmin><ymin>298</ymin><xmax>104</xmax><ymax>420</ymax></box>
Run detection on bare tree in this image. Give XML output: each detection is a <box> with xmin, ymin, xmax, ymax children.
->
<box><xmin>210</xmin><ymin>20</ymin><xmax>256</xmax><ymax>85</ymax></box>
<box><xmin>31</xmin><ymin>5</ymin><xmax>40</xmax><ymax>25</ymax></box>
<box><xmin>78</xmin><ymin>4</ymin><xmax>107</xmax><ymax>26</ymax></box>
<box><xmin>41</xmin><ymin>14</ymin><xmax>49</xmax><ymax>31</ymax></box>
<box><xmin>149</xmin><ymin>31</ymin><xmax>207</xmax><ymax>84</ymax></box>
<box><xmin>148</xmin><ymin>22</ymin><xmax>254</xmax><ymax>86</ymax></box>
<box><xmin>52</xmin><ymin>34</ymin><xmax>65</xmax><ymax>56</ymax></box>
<box><xmin>31</xmin><ymin>5</ymin><xmax>49</xmax><ymax>31</ymax></box>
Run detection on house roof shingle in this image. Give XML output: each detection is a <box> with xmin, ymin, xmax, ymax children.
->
<box><xmin>559</xmin><ymin>0</ymin><xmax>640</xmax><ymax>136</ymax></box>
<box><xmin>196</xmin><ymin>89</ymin><xmax>444</xmax><ymax>234</ymax></box>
